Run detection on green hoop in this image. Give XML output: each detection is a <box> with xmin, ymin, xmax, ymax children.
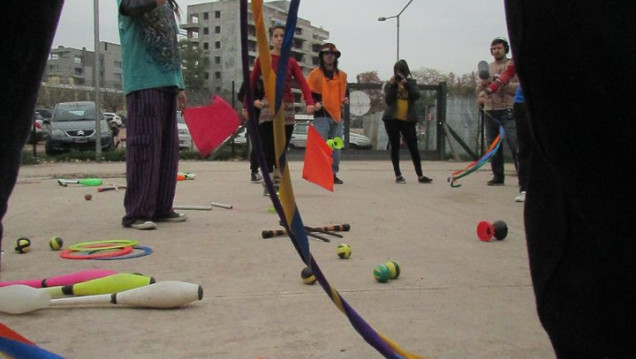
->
<box><xmin>68</xmin><ymin>239</ymin><xmax>138</xmax><ymax>252</ymax></box>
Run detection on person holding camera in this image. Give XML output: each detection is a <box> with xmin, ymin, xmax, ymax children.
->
<box><xmin>382</xmin><ymin>59</ymin><xmax>432</xmax><ymax>184</ymax></box>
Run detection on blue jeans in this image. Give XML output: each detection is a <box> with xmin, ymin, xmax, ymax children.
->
<box><xmin>312</xmin><ymin>117</ymin><xmax>343</xmax><ymax>175</ymax></box>
<box><xmin>485</xmin><ymin>108</ymin><xmax>518</xmax><ymax>180</ymax></box>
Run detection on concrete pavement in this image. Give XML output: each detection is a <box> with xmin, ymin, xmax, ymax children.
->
<box><xmin>0</xmin><ymin>158</ymin><xmax>554</xmax><ymax>358</ymax></box>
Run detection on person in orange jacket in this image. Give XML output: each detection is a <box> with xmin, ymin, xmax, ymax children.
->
<box><xmin>307</xmin><ymin>43</ymin><xmax>349</xmax><ymax>185</ymax></box>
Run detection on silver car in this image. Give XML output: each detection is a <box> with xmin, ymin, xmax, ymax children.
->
<box><xmin>177</xmin><ymin>112</ymin><xmax>193</xmax><ymax>150</ymax></box>
<box><xmin>45</xmin><ymin>101</ymin><xmax>114</xmax><ymax>155</ymax></box>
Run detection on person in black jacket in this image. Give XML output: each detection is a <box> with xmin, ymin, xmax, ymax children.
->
<box><xmin>382</xmin><ymin>59</ymin><xmax>432</xmax><ymax>184</ymax></box>
<box><xmin>238</xmin><ymin>78</ymin><xmax>264</xmax><ymax>183</ymax></box>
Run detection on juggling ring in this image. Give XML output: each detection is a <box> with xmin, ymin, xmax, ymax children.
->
<box><xmin>59</xmin><ymin>246</ymin><xmax>133</xmax><ymax>259</ymax></box>
<box><xmin>94</xmin><ymin>245</ymin><xmax>153</xmax><ymax>260</ymax></box>
<box><xmin>68</xmin><ymin>239</ymin><xmax>138</xmax><ymax>252</ymax></box>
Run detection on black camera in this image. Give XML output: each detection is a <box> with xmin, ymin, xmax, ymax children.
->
<box><xmin>395</xmin><ymin>74</ymin><xmax>403</xmax><ymax>82</ymax></box>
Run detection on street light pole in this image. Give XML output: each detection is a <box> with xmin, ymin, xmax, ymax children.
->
<box><xmin>378</xmin><ymin>0</ymin><xmax>414</xmax><ymax>61</ymax></box>
<box><xmin>396</xmin><ymin>15</ymin><xmax>400</xmax><ymax>61</ymax></box>
<box><xmin>94</xmin><ymin>0</ymin><xmax>102</xmax><ymax>161</ymax></box>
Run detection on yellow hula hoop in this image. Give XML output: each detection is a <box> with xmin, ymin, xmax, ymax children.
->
<box><xmin>68</xmin><ymin>239</ymin><xmax>138</xmax><ymax>252</ymax></box>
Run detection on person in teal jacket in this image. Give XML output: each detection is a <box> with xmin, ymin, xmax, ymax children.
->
<box><xmin>118</xmin><ymin>0</ymin><xmax>187</xmax><ymax>230</ymax></box>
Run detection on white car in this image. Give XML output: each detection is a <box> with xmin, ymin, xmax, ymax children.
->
<box><xmin>103</xmin><ymin>112</ymin><xmax>122</xmax><ymax>127</ymax></box>
<box><xmin>233</xmin><ymin>127</ymin><xmax>247</xmax><ymax>144</ymax></box>
<box><xmin>176</xmin><ymin>112</ymin><xmax>193</xmax><ymax>150</ymax></box>
<box><xmin>289</xmin><ymin>121</ymin><xmax>372</xmax><ymax>149</ymax></box>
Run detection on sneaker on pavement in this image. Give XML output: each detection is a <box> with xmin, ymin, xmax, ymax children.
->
<box><xmin>154</xmin><ymin>212</ymin><xmax>187</xmax><ymax>223</ymax></box>
<box><xmin>418</xmin><ymin>175</ymin><xmax>433</xmax><ymax>184</ymax></box>
<box><xmin>130</xmin><ymin>219</ymin><xmax>157</xmax><ymax>230</ymax></box>
<box><xmin>487</xmin><ymin>178</ymin><xmax>505</xmax><ymax>186</ymax></box>
<box><xmin>395</xmin><ymin>176</ymin><xmax>406</xmax><ymax>184</ymax></box>
<box><xmin>251</xmin><ymin>172</ymin><xmax>263</xmax><ymax>184</ymax></box>
<box><xmin>515</xmin><ymin>191</ymin><xmax>526</xmax><ymax>202</ymax></box>
<box><xmin>333</xmin><ymin>176</ymin><xmax>344</xmax><ymax>185</ymax></box>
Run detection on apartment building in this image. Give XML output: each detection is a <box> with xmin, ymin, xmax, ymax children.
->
<box><xmin>181</xmin><ymin>0</ymin><xmax>329</xmax><ymax>100</ymax></box>
<box><xmin>43</xmin><ymin>42</ymin><xmax>123</xmax><ymax>90</ymax></box>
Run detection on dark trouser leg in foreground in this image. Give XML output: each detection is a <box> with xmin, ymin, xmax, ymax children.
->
<box><xmin>506</xmin><ymin>1</ymin><xmax>636</xmax><ymax>357</ymax></box>
<box><xmin>0</xmin><ymin>1</ymin><xmax>64</xmax><ymax>269</ymax></box>
<box><xmin>513</xmin><ymin>102</ymin><xmax>531</xmax><ymax>192</ymax></box>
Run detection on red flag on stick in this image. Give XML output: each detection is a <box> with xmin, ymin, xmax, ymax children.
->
<box><xmin>183</xmin><ymin>95</ymin><xmax>241</xmax><ymax>158</ymax></box>
<box><xmin>302</xmin><ymin>125</ymin><xmax>334</xmax><ymax>192</ymax></box>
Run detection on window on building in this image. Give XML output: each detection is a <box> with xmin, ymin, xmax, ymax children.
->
<box><xmin>203</xmin><ymin>27</ymin><xmax>209</xmax><ymax>35</ymax></box>
<box><xmin>114</xmin><ymin>61</ymin><xmax>122</xmax><ymax>69</ymax></box>
<box><xmin>205</xmin><ymin>72</ymin><xmax>209</xmax><ymax>80</ymax></box>
<box><xmin>214</xmin><ymin>56</ymin><xmax>221</xmax><ymax>65</ymax></box>
<box><xmin>215</xmin><ymin>72</ymin><xmax>221</xmax><ymax>80</ymax></box>
<box><xmin>214</xmin><ymin>11</ymin><xmax>220</xmax><ymax>18</ymax></box>
<box><xmin>74</xmin><ymin>68</ymin><xmax>83</xmax><ymax>76</ymax></box>
<box><xmin>215</xmin><ymin>26</ymin><xmax>220</xmax><ymax>34</ymax></box>
<box><xmin>215</xmin><ymin>41</ymin><xmax>221</xmax><ymax>49</ymax></box>
<box><xmin>51</xmin><ymin>53</ymin><xmax>59</xmax><ymax>60</ymax></box>
<box><xmin>215</xmin><ymin>87</ymin><xmax>221</xmax><ymax>93</ymax></box>
<box><xmin>191</xmin><ymin>15</ymin><xmax>199</xmax><ymax>24</ymax></box>
<box><xmin>203</xmin><ymin>12</ymin><xmax>209</xmax><ymax>20</ymax></box>
<box><xmin>295</xmin><ymin>27</ymin><xmax>302</xmax><ymax>35</ymax></box>
<box><xmin>203</xmin><ymin>42</ymin><xmax>209</xmax><ymax>50</ymax></box>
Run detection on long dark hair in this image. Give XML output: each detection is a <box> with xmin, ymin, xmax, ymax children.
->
<box><xmin>394</xmin><ymin>59</ymin><xmax>412</xmax><ymax>78</ymax></box>
<box><xmin>167</xmin><ymin>0</ymin><xmax>181</xmax><ymax>18</ymax></box>
<box><xmin>319</xmin><ymin>55</ymin><xmax>339</xmax><ymax>74</ymax></box>
<box><xmin>141</xmin><ymin>0</ymin><xmax>181</xmax><ymax>30</ymax></box>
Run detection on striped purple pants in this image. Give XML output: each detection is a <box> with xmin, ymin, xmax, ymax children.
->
<box><xmin>122</xmin><ymin>88</ymin><xmax>179</xmax><ymax>226</ymax></box>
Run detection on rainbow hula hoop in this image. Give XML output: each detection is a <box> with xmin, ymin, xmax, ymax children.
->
<box><xmin>59</xmin><ymin>246</ymin><xmax>133</xmax><ymax>260</ymax></box>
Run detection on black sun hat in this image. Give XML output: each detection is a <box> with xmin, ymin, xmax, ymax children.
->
<box><xmin>318</xmin><ymin>43</ymin><xmax>341</xmax><ymax>58</ymax></box>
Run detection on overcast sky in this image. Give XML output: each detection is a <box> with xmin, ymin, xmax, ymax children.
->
<box><xmin>52</xmin><ymin>0</ymin><xmax>508</xmax><ymax>80</ymax></box>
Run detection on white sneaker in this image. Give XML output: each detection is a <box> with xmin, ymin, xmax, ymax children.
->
<box><xmin>130</xmin><ymin>219</ymin><xmax>157</xmax><ymax>230</ymax></box>
<box><xmin>515</xmin><ymin>191</ymin><xmax>526</xmax><ymax>202</ymax></box>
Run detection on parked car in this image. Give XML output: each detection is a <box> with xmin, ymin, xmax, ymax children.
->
<box><xmin>117</xmin><ymin>113</ymin><xmax>127</xmax><ymax>126</ymax></box>
<box><xmin>289</xmin><ymin>120</ymin><xmax>372</xmax><ymax>149</ymax></box>
<box><xmin>177</xmin><ymin>112</ymin><xmax>193</xmax><ymax>150</ymax></box>
<box><xmin>35</xmin><ymin>107</ymin><xmax>53</xmax><ymax>121</ymax></box>
<box><xmin>233</xmin><ymin>127</ymin><xmax>247</xmax><ymax>145</ymax></box>
<box><xmin>44</xmin><ymin>101</ymin><xmax>114</xmax><ymax>155</ymax></box>
<box><xmin>103</xmin><ymin>112</ymin><xmax>123</xmax><ymax>128</ymax></box>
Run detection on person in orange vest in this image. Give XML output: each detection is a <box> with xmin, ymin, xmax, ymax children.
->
<box><xmin>307</xmin><ymin>43</ymin><xmax>349</xmax><ymax>185</ymax></box>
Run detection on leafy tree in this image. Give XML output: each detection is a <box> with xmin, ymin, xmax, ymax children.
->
<box><xmin>355</xmin><ymin>71</ymin><xmax>384</xmax><ymax>115</ymax></box>
<box><xmin>179</xmin><ymin>40</ymin><xmax>210</xmax><ymax>105</ymax></box>
<box><xmin>411</xmin><ymin>67</ymin><xmax>445</xmax><ymax>85</ymax></box>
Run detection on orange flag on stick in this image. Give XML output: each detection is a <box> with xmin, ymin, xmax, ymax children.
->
<box><xmin>183</xmin><ymin>95</ymin><xmax>241</xmax><ymax>158</ymax></box>
<box><xmin>302</xmin><ymin>125</ymin><xmax>334</xmax><ymax>192</ymax></box>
